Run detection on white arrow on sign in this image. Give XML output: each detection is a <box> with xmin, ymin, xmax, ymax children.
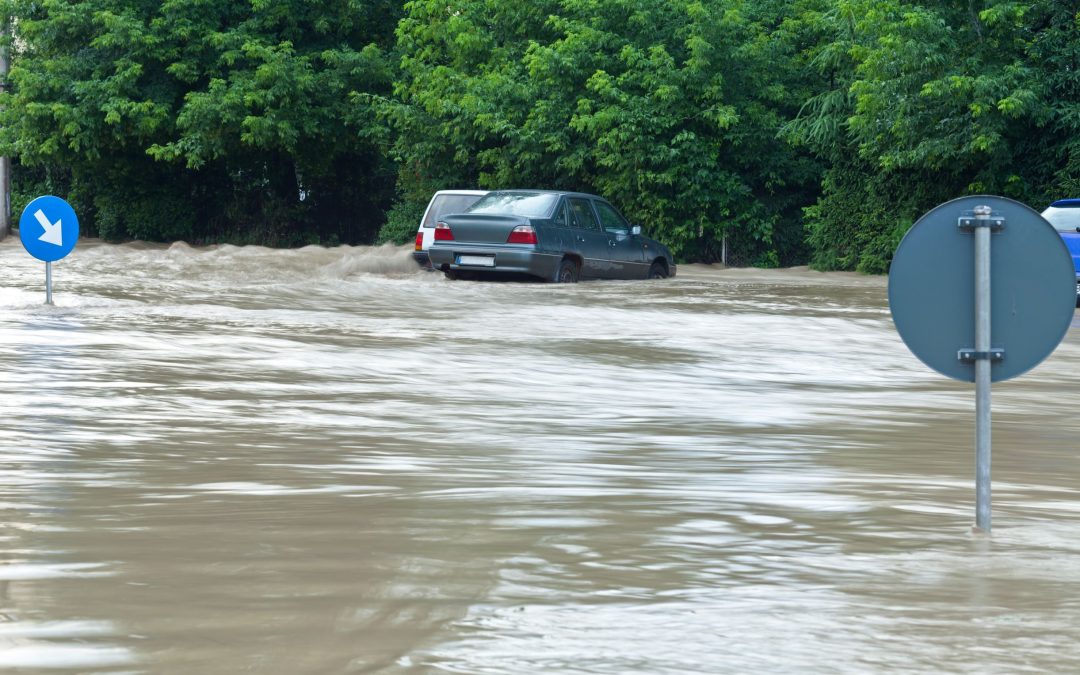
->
<box><xmin>34</xmin><ymin>209</ymin><xmax>63</xmax><ymax>246</ymax></box>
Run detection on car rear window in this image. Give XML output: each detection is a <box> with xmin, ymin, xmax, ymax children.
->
<box><xmin>1042</xmin><ymin>205</ymin><xmax>1080</xmax><ymax>233</ymax></box>
<box><xmin>423</xmin><ymin>194</ymin><xmax>486</xmax><ymax>228</ymax></box>
<box><xmin>466</xmin><ymin>192</ymin><xmax>558</xmax><ymax>217</ymax></box>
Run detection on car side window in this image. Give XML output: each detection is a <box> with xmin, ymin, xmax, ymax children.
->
<box><xmin>594</xmin><ymin>201</ymin><xmax>629</xmax><ymax>234</ymax></box>
<box><xmin>423</xmin><ymin>194</ymin><xmax>485</xmax><ymax>228</ymax></box>
<box><xmin>1045</xmin><ymin>208</ymin><xmax>1080</xmax><ymax>233</ymax></box>
<box><xmin>569</xmin><ymin>198</ymin><xmax>601</xmax><ymax>231</ymax></box>
<box><xmin>553</xmin><ymin>200</ymin><xmax>571</xmax><ymax>227</ymax></box>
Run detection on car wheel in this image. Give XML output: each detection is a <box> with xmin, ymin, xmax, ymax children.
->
<box><xmin>647</xmin><ymin>261</ymin><xmax>668</xmax><ymax>279</ymax></box>
<box><xmin>444</xmin><ymin>270</ymin><xmax>458</xmax><ymax>281</ymax></box>
<box><xmin>556</xmin><ymin>259</ymin><xmax>579</xmax><ymax>283</ymax></box>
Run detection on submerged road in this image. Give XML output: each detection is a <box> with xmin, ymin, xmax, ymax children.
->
<box><xmin>2</xmin><ymin>237</ymin><xmax>1080</xmax><ymax>672</ymax></box>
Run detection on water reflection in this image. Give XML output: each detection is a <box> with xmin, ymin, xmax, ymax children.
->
<box><xmin>1</xmin><ymin>237</ymin><xmax>1080</xmax><ymax>671</ymax></box>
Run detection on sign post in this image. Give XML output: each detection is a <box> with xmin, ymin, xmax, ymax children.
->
<box><xmin>971</xmin><ymin>205</ymin><xmax>994</xmax><ymax>532</ymax></box>
<box><xmin>18</xmin><ymin>195</ymin><xmax>80</xmax><ymax>304</ymax></box>
<box><xmin>889</xmin><ymin>196</ymin><xmax>1075</xmax><ymax>533</ymax></box>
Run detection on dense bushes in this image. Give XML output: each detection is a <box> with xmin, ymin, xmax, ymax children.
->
<box><xmin>786</xmin><ymin>0</ymin><xmax>1080</xmax><ymax>271</ymax></box>
<box><xmin>2</xmin><ymin>0</ymin><xmax>1079</xmax><ymax>270</ymax></box>
<box><xmin>0</xmin><ymin>0</ymin><xmax>400</xmax><ymax>245</ymax></box>
<box><xmin>384</xmin><ymin>0</ymin><xmax>822</xmax><ymax>265</ymax></box>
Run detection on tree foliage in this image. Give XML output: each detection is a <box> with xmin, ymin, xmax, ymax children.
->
<box><xmin>786</xmin><ymin>0</ymin><xmax>1080</xmax><ymax>272</ymax></box>
<box><xmin>1</xmin><ymin>0</ymin><xmax>1079</xmax><ymax>272</ymax></box>
<box><xmin>386</xmin><ymin>0</ymin><xmax>822</xmax><ymax>264</ymax></box>
<box><xmin>0</xmin><ymin>0</ymin><xmax>399</xmax><ymax>244</ymax></box>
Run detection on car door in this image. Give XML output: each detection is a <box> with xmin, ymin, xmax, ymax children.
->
<box><xmin>567</xmin><ymin>197</ymin><xmax>614</xmax><ymax>279</ymax></box>
<box><xmin>593</xmin><ymin>199</ymin><xmax>647</xmax><ymax>279</ymax></box>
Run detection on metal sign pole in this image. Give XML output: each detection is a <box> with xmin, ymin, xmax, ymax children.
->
<box><xmin>973</xmin><ymin>205</ymin><xmax>992</xmax><ymax>533</ymax></box>
<box><xmin>45</xmin><ymin>261</ymin><xmax>53</xmax><ymax>305</ymax></box>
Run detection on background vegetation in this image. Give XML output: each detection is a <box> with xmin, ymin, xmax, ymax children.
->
<box><xmin>0</xmin><ymin>0</ymin><xmax>1077</xmax><ymax>270</ymax></box>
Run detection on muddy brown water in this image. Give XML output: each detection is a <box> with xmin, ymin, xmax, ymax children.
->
<box><xmin>2</xmin><ymin>237</ymin><xmax>1080</xmax><ymax>673</ymax></box>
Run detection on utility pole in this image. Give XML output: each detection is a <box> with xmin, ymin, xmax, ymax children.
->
<box><xmin>0</xmin><ymin>15</ymin><xmax>10</xmax><ymax>240</ymax></box>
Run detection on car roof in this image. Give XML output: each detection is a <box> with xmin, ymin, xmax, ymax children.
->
<box><xmin>1049</xmin><ymin>198</ymin><xmax>1080</xmax><ymax>208</ymax></box>
<box><xmin>486</xmin><ymin>189</ymin><xmax>605</xmax><ymax>200</ymax></box>
<box><xmin>432</xmin><ymin>189</ymin><xmax>489</xmax><ymax>196</ymax></box>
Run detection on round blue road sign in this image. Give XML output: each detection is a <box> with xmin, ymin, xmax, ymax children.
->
<box><xmin>19</xmin><ymin>195</ymin><xmax>80</xmax><ymax>262</ymax></box>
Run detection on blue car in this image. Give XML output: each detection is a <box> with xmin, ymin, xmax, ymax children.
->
<box><xmin>1042</xmin><ymin>198</ymin><xmax>1080</xmax><ymax>305</ymax></box>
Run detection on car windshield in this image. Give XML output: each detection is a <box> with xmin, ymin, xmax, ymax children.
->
<box><xmin>1042</xmin><ymin>205</ymin><xmax>1080</xmax><ymax>233</ymax></box>
<box><xmin>466</xmin><ymin>192</ymin><xmax>558</xmax><ymax>217</ymax></box>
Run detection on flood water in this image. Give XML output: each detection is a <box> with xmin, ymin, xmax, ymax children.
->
<box><xmin>2</xmin><ymin>236</ymin><xmax>1080</xmax><ymax>673</ymax></box>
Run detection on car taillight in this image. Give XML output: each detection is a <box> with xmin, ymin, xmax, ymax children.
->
<box><xmin>506</xmin><ymin>225</ymin><xmax>537</xmax><ymax>245</ymax></box>
<box><xmin>434</xmin><ymin>222</ymin><xmax>454</xmax><ymax>241</ymax></box>
<box><xmin>414</xmin><ymin>231</ymin><xmax>423</xmax><ymax>251</ymax></box>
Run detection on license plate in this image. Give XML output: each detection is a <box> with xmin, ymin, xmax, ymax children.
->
<box><xmin>457</xmin><ymin>255</ymin><xmax>495</xmax><ymax>267</ymax></box>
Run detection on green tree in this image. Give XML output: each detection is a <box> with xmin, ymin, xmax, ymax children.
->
<box><xmin>385</xmin><ymin>0</ymin><xmax>821</xmax><ymax>264</ymax></box>
<box><xmin>1</xmin><ymin>0</ymin><xmax>400</xmax><ymax>244</ymax></box>
<box><xmin>788</xmin><ymin>0</ymin><xmax>1078</xmax><ymax>272</ymax></box>
<box><xmin>1028</xmin><ymin>1</ymin><xmax>1080</xmax><ymax>198</ymax></box>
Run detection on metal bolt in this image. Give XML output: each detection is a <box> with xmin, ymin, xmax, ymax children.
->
<box><xmin>974</xmin><ymin>205</ymin><xmax>992</xmax><ymax>218</ymax></box>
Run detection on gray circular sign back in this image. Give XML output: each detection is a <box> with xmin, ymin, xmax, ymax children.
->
<box><xmin>889</xmin><ymin>195</ymin><xmax>1075</xmax><ymax>382</ymax></box>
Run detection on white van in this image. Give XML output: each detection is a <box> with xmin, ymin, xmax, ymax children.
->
<box><xmin>413</xmin><ymin>189</ymin><xmax>489</xmax><ymax>268</ymax></box>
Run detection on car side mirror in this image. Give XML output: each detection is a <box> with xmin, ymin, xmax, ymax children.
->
<box><xmin>631</xmin><ymin>225</ymin><xmax>642</xmax><ymax>236</ymax></box>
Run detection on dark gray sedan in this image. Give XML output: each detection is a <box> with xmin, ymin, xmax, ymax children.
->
<box><xmin>427</xmin><ymin>190</ymin><xmax>676</xmax><ymax>282</ymax></box>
